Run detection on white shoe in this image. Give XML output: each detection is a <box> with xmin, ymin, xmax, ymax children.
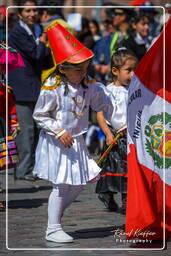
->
<box><xmin>46</xmin><ymin>229</ymin><xmax>74</xmax><ymax>243</ymax></box>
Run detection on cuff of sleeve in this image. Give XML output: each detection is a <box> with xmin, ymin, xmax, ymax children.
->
<box><xmin>116</xmin><ymin>124</ymin><xmax>127</xmax><ymax>133</ymax></box>
<box><xmin>54</xmin><ymin>129</ymin><xmax>66</xmax><ymax>138</ymax></box>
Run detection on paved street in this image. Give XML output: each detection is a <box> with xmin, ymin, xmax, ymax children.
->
<box><xmin>0</xmin><ymin>170</ymin><xmax>171</xmax><ymax>256</ymax></box>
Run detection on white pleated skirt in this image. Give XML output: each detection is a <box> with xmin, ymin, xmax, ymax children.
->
<box><xmin>33</xmin><ymin>131</ymin><xmax>101</xmax><ymax>185</ymax></box>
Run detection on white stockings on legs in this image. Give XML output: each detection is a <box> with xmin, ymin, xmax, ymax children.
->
<box><xmin>46</xmin><ymin>184</ymin><xmax>84</xmax><ymax>243</ymax></box>
<box><xmin>46</xmin><ymin>184</ymin><xmax>72</xmax><ymax>242</ymax></box>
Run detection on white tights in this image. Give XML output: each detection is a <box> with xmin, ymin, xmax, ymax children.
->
<box><xmin>47</xmin><ymin>184</ymin><xmax>84</xmax><ymax>228</ymax></box>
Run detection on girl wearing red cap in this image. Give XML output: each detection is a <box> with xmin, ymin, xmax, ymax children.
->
<box><xmin>33</xmin><ymin>23</ymin><xmax>116</xmax><ymax>243</ymax></box>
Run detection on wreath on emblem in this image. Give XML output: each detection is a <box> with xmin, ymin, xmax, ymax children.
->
<box><xmin>144</xmin><ymin>112</ymin><xmax>171</xmax><ymax>169</ymax></box>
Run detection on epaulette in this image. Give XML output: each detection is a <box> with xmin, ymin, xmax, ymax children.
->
<box><xmin>41</xmin><ymin>75</ymin><xmax>61</xmax><ymax>90</ymax></box>
<box><xmin>84</xmin><ymin>77</ymin><xmax>96</xmax><ymax>84</ymax></box>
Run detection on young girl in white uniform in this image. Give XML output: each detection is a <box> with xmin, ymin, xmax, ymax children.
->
<box><xmin>96</xmin><ymin>48</ymin><xmax>137</xmax><ymax>213</ymax></box>
<box><xmin>33</xmin><ymin>23</ymin><xmax>116</xmax><ymax>243</ymax></box>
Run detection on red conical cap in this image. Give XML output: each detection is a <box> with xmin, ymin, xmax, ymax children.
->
<box><xmin>46</xmin><ymin>22</ymin><xmax>94</xmax><ymax>65</ymax></box>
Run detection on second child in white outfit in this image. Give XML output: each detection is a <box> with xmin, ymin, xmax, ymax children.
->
<box><xmin>96</xmin><ymin>48</ymin><xmax>137</xmax><ymax>213</ymax></box>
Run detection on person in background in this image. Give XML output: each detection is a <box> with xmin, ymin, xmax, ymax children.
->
<box><xmin>0</xmin><ymin>43</ymin><xmax>23</xmax><ymax>210</ymax></box>
<box><xmin>96</xmin><ymin>48</ymin><xmax>137</xmax><ymax>213</ymax></box>
<box><xmin>8</xmin><ymin>0</ymin><xmax>51</xmax><ymax>181</ymax></box>
<box><xmin>77</xmin><ymin>16</ymin><xmax>95</xmax><ymax>51</ymax></box>
<box><xmin>120</xmin><ymin>12</ymin><xmax>150</xmax><ymax>61</ymax></box>
<box><xmin>89</xmin><ymin>19</ymin><xmax>101</xmax><ymax>42</ymax></box>
<box><xmin>92</xmin><ymin>8</ymin><xmax>131</xmax><ymax>85</ymax></box>
<box><xmin>139</xmin><ymin>1</ymin><xmax>161</xmax><ymax>45</ymax></box>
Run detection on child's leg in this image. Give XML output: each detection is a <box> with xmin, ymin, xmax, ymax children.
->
<box><xmin>62</xmin><ymin>185</ymin><xmax>84</xmax><ymax>212</ymax></box>
<box><xmin>46</xmin><ymin>184</ymin><xmax>73</xmax><ymax>243</ymax></box>
<box><xmin>48</xmin><ymin>184</ymin><xmax>70</xmax><ymax>226</ymax></box>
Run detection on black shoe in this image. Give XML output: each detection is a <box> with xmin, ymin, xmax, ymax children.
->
<box><xmin>119</xmin><ymin>205</ymin><xmax>126</xmax><ymax>215</ymax></box>
<box><xmin>98</xmin><ymin>193</ymin><xmax>119</xmax><ymax>212</ymax></box>
<box><xmin>108</xmin><ymin>198</ymin><xmax>119</xmax><ymax>211</ymax></box>
<box><xmin>119</xmin><ymin>193</ymin><xmax>127</xmax><ymax>214</ymax></box>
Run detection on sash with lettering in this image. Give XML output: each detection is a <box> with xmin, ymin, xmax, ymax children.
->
<box><xmin>126</xmin><ymin>17</ymin><xmax>171</xmax><ymax>242</ymax></box>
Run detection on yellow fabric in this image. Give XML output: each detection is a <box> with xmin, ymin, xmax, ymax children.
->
<box><xmin>41</xmin><ymin>75</ymin><xmax>61</xmax><ymax>90</ymax></box>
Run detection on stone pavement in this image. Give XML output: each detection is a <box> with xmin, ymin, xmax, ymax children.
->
<box><xmin>0</xmin><ymin>170</ymin><xmax>171</xmax><ymax>256</ymax></box>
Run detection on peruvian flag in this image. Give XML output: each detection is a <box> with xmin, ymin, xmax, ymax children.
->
<box><xmin>126</xmin><ymin>17</ymin><xmax>171</xmax><ymax>242</ymax></box>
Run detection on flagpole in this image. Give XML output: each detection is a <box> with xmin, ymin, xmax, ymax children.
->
<box><xmin>97</xmin><ymin>133</ymin><xmax>121</xmax><ymax>166</ymax></box>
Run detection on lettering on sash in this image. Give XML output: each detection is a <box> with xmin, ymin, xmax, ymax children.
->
<box><xmin>133</xmin><ymin>110</ymin><xmax>142</xmax><ymax>139</ymax></box>
<box><xmin>128</xmin><ymin>89</ymin><xmax>141</xmax><ymax>105</ymax></box>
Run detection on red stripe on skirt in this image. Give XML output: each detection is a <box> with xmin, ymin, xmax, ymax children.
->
<box><xmin>100</xmin><ymin>173</ymin><xmax>127</xmax><ymax>177</ymax></box>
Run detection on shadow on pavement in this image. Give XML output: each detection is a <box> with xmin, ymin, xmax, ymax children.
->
<box><xmin>69</xmin><ymin>225</ymin><xmax>125</xmax><ymax>239</ymax></box>
<box><xmin>7</xmin><ymin>198</ymin><xmax>48</xmax><ymax>209</ymax></box>
<box><xmin>7</xmin><ymin>185</ymin><xmax>51</xmax><ymax>194</ymax></box>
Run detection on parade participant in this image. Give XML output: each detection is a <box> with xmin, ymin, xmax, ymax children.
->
<box><xmin>96</xmin><ymin>48</ymin><xmax>137</xmax><ymax>213</ymax></box>
<box><xmin>0</xmin><ymin>43</ymin><xmax>23</xmax><ymax>210</ymax></box>
<box><xmin>33</xmin><ymin>22</ymin><xmax>117</xmax><ymax>243</ymax></box>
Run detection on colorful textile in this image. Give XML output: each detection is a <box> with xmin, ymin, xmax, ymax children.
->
<box><xmin>126</xmin><ymin>17</ymin><xmax>171</xmax><ymax>242</ymax></box>
<box><xmin>0</xmin><ymin>136</ymin><xmax>19</xmax><ymax>170</ymax></box>
<box><xmin>0</xmin><ymin>81</ymin><xmax>20</xmax><ymax>137</ymax></box>
<box><xmin>0</xmin><ymin>81</ymin><xmax>20</xmax><ymax>170</ymax></box>
<box><xmin>0</xmin><ymin>44</ymin><xmax>25</xmax><ymax>73</ymax></box>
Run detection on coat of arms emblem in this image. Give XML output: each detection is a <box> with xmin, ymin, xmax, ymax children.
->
<box><xmin>144</xmin><ymin>112</ymin><xmax>171</xmax><ymax>169</ymax></box>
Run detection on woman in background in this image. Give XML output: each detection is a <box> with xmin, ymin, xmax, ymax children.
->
<box><xmin>8</xmin><ymin>0</ymin><xmax>50</xmax><ymax>181</ymax></box>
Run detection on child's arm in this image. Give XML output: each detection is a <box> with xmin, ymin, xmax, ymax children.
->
<box><xmin>33</xmin><ymin>77</ymin><xmax>74</xmax><ymax>147</ymax></box>
<box><xmin>97</xmin><ymin>111</ymin><xmax>115</xmax><ymax>145</ymax></box>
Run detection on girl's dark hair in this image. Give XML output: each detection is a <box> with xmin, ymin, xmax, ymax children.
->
<box><xmin>111</xmin><ymin>48</ymin><xmax>137</xmax><ymax>80</ymax></box>
<box><xmin>17</xmin><ymin>0</ymin><xmax>37</xmax><ymax>13</ymax></box>
<box><xmin>89</xmin><ymin>19</ymin><xmax>100</xmax><ymax>35</ymax></box>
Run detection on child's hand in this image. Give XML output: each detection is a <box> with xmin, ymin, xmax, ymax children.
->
<box><xmin>59</xmin><ymin>132</ymin><xmax>74</xmax><ymax>148</ymax></box>
<box><xmin>106</xmin><ymin>132</ymin><xmax>115</xmax><ymax>146</ymax></box>
<box><xmin>119</xmin><ymin>128</ymin><xmax>127</xmax><ymax>137</ymax></box>
<box><xmin>39</xmin><ymin>32</ymin><xmax>48</xmax><ymax>44</ymax></box>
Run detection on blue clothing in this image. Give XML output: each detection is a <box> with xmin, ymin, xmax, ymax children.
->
<box><xmin>0</xmin><ymin>23</ymin><xmax>5</xmax><ymax>41</ymax></box>
<box><xmin>93</xmin><ymin>35</ymin><xmax>111</xmax><ymax>66</ymax></box>
<box><xmin>8</xmin><ymin>21</ymin><xmax>50</xmax><ymax>102</ymax></box>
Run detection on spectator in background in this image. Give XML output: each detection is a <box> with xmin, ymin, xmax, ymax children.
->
<box><xmin>92</xmin><ymin>8</ymin><xmax>131</xmax><ymax>85</ymax></box>
<box><xmin>99</xmin><ymin>2</ymin><xmax>116</xmax><ymax>36</ymax></box>
<box><xmin>139</xmin><ymin>1</ymin><xmax>161</xmax><ymax>46</ymax></box>
<box><xmin>120</xmin><ymin>12</ymin><xmax>150</xmax><ymax>61</ymax></box>
<box><xmin>89</xmin><ymin>19</ymin><xmax>101</xmax><ymax>42</ymax></box>
<box><xmin>76</xmin><ymin>16</ymin><xmax>95</xmax><ymax>51</ymax></box>
<box><xmin>8</xmin><ymin>0</ymin><xmax>51</xmax><ymax>181</ymax></box>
